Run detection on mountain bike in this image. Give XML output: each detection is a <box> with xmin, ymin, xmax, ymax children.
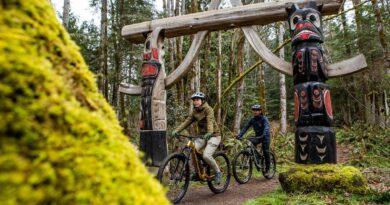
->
<box><xmin>157</xmin><ymin>134</ymin><xmax>231</xmax><ymax>204</ymax></box>
<box><xmin>232</xmin><ymin>136</ymin><xmax>276</xmax><ymax>184</ymax></box>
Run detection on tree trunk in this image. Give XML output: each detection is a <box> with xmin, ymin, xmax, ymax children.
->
<box><xmin>352</xmin><ymin>0</ymin><xmax>371</xmax><ymax>124</ymax></box>
<box><xmin>163</xmin><ymin>0</ymin><xmax>167</xmax><ymax>16</ymax></box>
<box><xmin>201</xmin><ymin>35</ymin><xmax>210</xmax><ymax>93</ymax></box>
<box><xmin>228</xmin><ymin>31</ymin><xmax>238</xmax><ymax>84</ymax></box>
<box><xmin>233</xmin><ymin>32</ymin><xmax>245</xmax><ymax>134</ymax></box>
<box><xmin>384</xmin><ymin>90</ymin><xmax>389</xmax><ymax>126</ymax></box>
<box><xmin>258</xmin><ymin>63</ymin><xmax>266</xmax><ymax>114</ymax></box>
<box><xmin>99</xmin><ymin>0</ymin><xmax>108</xmax><ymax>100</ymax></box>
<box><xmin>217</xmin><ymin>31</ymin><xmax>222</xmax><ymax>125</ymax></box>
<box><xmin>62</xmin><ymin>0</ymin><xmax>70</xmax><ymax>29</ymax></box>
<box><xmin>371</xmin><ymin>0</ymin><xmax>390</xmax><ymax>71</ymax></box>
<box><xmin>371</xmin><ymin>0</ymin><xmax>389</xmax><ymax>127</ymax></box>
<box><xmin>195</xmin><ymin>59</ymin><xmax>201</xmax><ymax>91</ymax></box>
<box><xmin>116</xmin><ymin>0</ymin><xmax>129</xmax><ymax>130</ymax></box>
<box><xmin>188</xmin><ymin>0</ymin><xmax>199</xmax><ymax>110</ymax></box>
<box><xmin>278</xmin><ymin>23</ymin><xmax>287</xmax><ymax>134</ymax></box>
<box><xmin>111</xmin><ymin>0</ymin><xmax>122</xmax><ymax>108</ymax></box>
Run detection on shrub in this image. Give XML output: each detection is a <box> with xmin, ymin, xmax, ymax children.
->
<box><xmin>279</xmin><ymin>164</ymin><xmax>369</xmax><ymax>194</ymax></box>
<box><xmin>0</xmin><ymin>1</ymin><xmax>168</xmax><ymax>204</ymax></box>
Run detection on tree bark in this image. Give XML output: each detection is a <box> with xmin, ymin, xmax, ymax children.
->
<box><xmin>111</xmin><ymin>0</ymin><xmax>122</xmax><ymax>108</ymax></box>
<box><xmin>233</xmin><ymin>32</ymin><xmax>245</xmax><ymax>134</ymax></box>
<box><xmin>116</xmin><ymin>0</ymin><xmax>129</xmax><ymax>131</ymax></box>
<box><xmin>217</xmin><ymin>31</ymin><xmax>222</xmax><ymax>125</ymax></box>
<box><xmin>371</xmin><ymin>0</ymin><xmax>390</xmax><ymax>71</ymax></box>
<box><xmin>201</xmin><ymin>35</ymin><xmax>210</xmax><ymax>93</ymax></box>
<box><xmin>278</xmin><ymin>23</ymin><xmax>287</xmax><ymax>134</ymax></box>
<box><xmin>99</xmin><ymin>0</ymin><xmax>108</xmax><ymax>100</ymax></box>
<box><xmin>258</xmin><ymin>63</ymin><xmax>266</xmax><ymax>114</ymax></box>
<box><xmin>371</xmin><ymin>0</ymin><xmax>389</xmax><ymax>127</ymax></box>
<box><xmin>62</xmin><ymin>0</ymin><xmax>70</xmax><ymax>29</ymax></box>
<box><xmin>352</xmin><ymin>0</ymin><xmax>371</xmax><ymax>124</ymax></box>
<box><xmin>384</xmin><ymin>90</ymin><xmax>389</xmax><ymax>126</ymax></box>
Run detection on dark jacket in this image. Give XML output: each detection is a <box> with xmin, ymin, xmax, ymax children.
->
<box><xmin>238</xmin><ymin>115</ymin><xmax>270</xmax><ymax>139</ymax></box>
<box><xmin>175</xmin><ymin>102</ymin><xmax>220</xmax><ymax>136</ymax></box>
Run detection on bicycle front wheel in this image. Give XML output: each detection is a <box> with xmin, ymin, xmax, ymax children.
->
<box><xmin>207</xmin><ymin>151</ymin><xmax>231</xmax><ymax>193</ymax></box>
<box><xmin>261</xmin><ymin>151</ymin><xmax>276</xmax><ymax>179</ymax></box>
<box><xmin>232</xmin><ymin>150</ymin><xmax>253</xmax><ymax>184</ymax></box>
<box><xmin>157</xmin><ymin>153</ymin><xmax>190</xmax><ymax>204</ymax></box>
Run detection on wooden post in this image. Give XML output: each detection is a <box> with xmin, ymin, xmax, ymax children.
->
<box><xmin>138</xmin><ymin>28</ymin><xmax>168</xmax><ymax>167</ymax></box>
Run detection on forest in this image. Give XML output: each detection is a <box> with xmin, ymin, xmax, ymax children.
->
<box><xmin>59</xmin><ymin>0</ymin><xmax>389</xmax><ymax>203</ymax></box>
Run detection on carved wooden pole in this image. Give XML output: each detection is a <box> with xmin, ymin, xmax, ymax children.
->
<box><xmin>286</xmin><ymin>1</ymin><xmax>336</xmax><ymax>164</ymax></box>
<box><xmin>139</xmin><ymin>28</ymin><xmax>167</xmax><ymax>166</ymax></box>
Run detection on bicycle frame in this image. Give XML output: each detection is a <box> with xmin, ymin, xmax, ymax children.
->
<box><xmin>246</xmin><ymin>141</ymin><xmax>263</xmax><ymax>171</ymax></box>
<box><xmin>181</xmin><ymin>139</ymin><xmax>214</xmax><ymax>181</ymax></box>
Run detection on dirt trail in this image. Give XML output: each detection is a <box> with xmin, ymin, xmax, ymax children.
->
<box><xmin>178</xmin><ymin>143</ymin><xmax>350</xmax><ymax>205</ymax></box>
<box><xmin>180</xmin><ymin>177</ymin><xmax>279</xmax><ymax>205</ymax></box>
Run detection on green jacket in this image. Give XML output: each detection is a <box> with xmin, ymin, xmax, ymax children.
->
<box><xmin>175</xmin><ymin>102</ymin><xmax>220</xmax><ymax>136</ymax></box>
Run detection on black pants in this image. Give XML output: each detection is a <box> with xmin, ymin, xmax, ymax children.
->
<box><xmin>249</xmin><ymin>136</ymin><xmax>270</xmax><ymax>171</ymax></box>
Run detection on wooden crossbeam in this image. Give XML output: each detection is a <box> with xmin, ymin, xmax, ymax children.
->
<box><xmin>122</xmin><ymin>0</ymin><xmax>342</xmax><ymax>43</ymax></box>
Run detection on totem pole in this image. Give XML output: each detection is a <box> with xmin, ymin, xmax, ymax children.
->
<box><xmin>287</xmin><ymin>1</ymin><xmax>336</xmax><ymax>164</ymax></box>
<box><xmin>139</xmin><ymin>28</ymin><xmax>168</xmax><ymax>166</ymax></box>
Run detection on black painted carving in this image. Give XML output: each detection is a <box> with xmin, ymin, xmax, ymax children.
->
<box><xmin>287</xmin><ymin>1</ymin><xmax>336</xmax><ymax>164</ymax></box>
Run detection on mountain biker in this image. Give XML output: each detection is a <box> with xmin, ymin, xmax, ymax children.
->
<box><xmin>172</xmin><ymin>92</ymin><xmax>222</xmax><ymax>184</ymax></box>
<box><xmin>236</xmin><ymin>104</ymin><xmax>271</xmax><ymax>177</ymax></box>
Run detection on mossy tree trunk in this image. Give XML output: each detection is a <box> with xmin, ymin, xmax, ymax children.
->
<box><xmin>278</xmin><ymin>22</ymin><xmax>287</xmax><ymax>134</ymax></box>
<box><xmin>258</xmin><ymin>62</ymin><xmax>266</xmax><ymax>114</ymax></box>
<box><xmin>370</xmin><ymin>0</ymin><xmax>389</xmax><ymax>128</ymax></box>
<box><xmin>233</xmin><ymin>32</ymin><xmax>245</xmax><ymax>134</ymax></box>
<box><xmin>217</xmin><ymin>31</ymin><xmax>222</xmax><ymax>125</ymax></box>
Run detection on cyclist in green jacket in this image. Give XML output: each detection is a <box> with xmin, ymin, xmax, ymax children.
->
<box><xmin>172</xmin><ymin>92</ymin><xmax>222</xmax><ymax>184</ymax></box>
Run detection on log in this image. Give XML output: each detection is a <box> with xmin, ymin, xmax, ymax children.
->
<box><xmin>122</xmin><ymin>0</ymin><xmax>342</xmax><ymax>43</ymax></box>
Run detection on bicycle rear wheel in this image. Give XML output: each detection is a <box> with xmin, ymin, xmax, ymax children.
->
<box><xmin>157</xmin><ymin>153</ymin><xmax>190</xmax><ymax>204</ymax></box>
<box><xmin>207</xmin><ymin>151</ymin><xmax>231</xmax><ymax>193</ymax></box>
<box><xmin>232</xmin><ymin>150</ymin><xmax>253</xmax><ymax>184</ymax></box>
<box><xmin>261</xmin><ymin>151</ymin><xmax>276</xmax><ymax>179</ymax></box>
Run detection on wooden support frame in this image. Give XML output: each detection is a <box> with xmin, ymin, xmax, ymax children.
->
<box><xmin>122</xmin><ymin>0</ymin><xmax>342</xmax><ymax>43</ymax></box>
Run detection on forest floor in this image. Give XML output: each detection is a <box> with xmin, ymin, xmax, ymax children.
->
<box><xmin>179</xmin><ymin>144</ymin><xmax>351</xmax><ymax>205</ymax></box>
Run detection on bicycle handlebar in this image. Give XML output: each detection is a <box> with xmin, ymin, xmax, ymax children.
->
<box><xmin>177</xmin><ymin>134</ymin><xmax>204</xmax><ymax>139</ymax></box>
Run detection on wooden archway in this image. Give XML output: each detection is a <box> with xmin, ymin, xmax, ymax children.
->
<box><xmin>119</xmin><ymin>0</ymin><xmax>367</xmax><ymax>166</ymax></box>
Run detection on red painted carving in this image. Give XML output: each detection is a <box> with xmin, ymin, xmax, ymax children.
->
<box><xmin>142</xmin><ymin>64</ymin><xmax>158</xmax><ymax>76</ymax></box>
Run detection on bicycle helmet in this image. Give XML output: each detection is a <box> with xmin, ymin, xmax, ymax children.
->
<box><xmin>251</xmin><ymin>104</ymin><xmax>262</xmax><ymax>110</ymax></box>
<box><xmin>191</xmin><ymin>92</ymin><xmax>206</xmax><ymax>100</ymax></box>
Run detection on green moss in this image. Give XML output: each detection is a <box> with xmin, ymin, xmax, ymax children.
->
<box><xmin>244</xmin><ymin>188</ymin><xmax>387</xmax><ymax>205</ymax></box>
<box><xmin>0</xmin><ymin>1</ymin><xmax>168</xmax><ymax>204</ymax></box>
<box><xmin>279</xmin><ymin>164</ymin><xmax>369</xmax><ymax>194</ymax></box>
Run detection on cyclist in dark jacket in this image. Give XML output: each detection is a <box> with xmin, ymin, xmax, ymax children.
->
<box><xmin>236</xmin><ymin>104</ymin><xmax>271</xmax><ymax>176</ymax></box>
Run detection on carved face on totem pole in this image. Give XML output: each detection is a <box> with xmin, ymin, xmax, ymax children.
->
<box><xmin>287</xmin><ymin>1</ymin><xmax>324</xmax><ymax>46</ymax></box>
<box><xmin>287</xmin><ymin>1</ymin><xmax>328</xmax><ymax>85</ymax></box>
<box><xmin>286</xmin><ymin>1</ymin><xmax>336</xmax><ymax>164</ymax></box>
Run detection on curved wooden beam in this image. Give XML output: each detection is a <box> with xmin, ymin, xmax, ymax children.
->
<box><xmin>118</xmin><ymin>83</ymin><xmax>141</xmax><ymax>95</ymax></box>
<box><xmin>164</xmin><ymin>0</ymin><xmax>221</xmax><ymax>88</ymax></box>
<box><xmin>164</xmin><ymin>31</ymin><xmax>208</xmax><ymax>88</ymax></box>
<box><xmin>327</xmin><ymin>54</ymin><xmax>367</xmax><ymax>77</ymax></box>
<box><xmin>242</xmin><ymin>26</ymin><xmax>293</xmax><ymax>75</ymax></box>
